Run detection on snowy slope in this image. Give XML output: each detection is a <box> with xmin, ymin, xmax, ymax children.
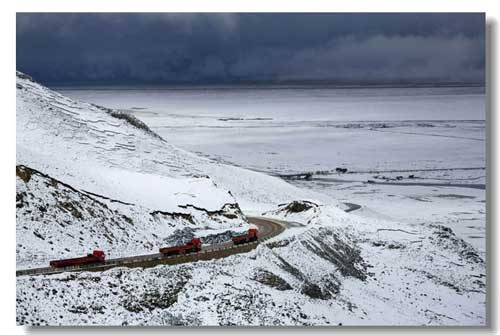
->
<box><xmin>17</xmin><ymin>72</ymin><xmax>249</xmax><ymax>267</ymax></box>
<box><xmin>16</xmin><ymin>72</ymin><xmax>331</xmax><ymax>211</ymax></box>
<box><xmin>16</xmin><ymin>71</ymin><xmax>333</xmax><ymax>267</ymax></box>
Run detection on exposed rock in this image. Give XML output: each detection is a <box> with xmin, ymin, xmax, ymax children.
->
<box><xmin>252</xmin><ymin>269</ymin><xmax>292</xmax><ymax>291</ymax></box>
<box><xmin>16</xmin><ymin>71</ymin><xmax>35</xmax><ymax>82</ymax></box>
<box><xmin>16</xmin><ymin>165</ymin><xmax>34</xmax><ymax>183</ymax></box>
<box><xmin>301</xmin><ymin>227</ymin><xmax>368</xmax><ymax>281</ymax></box>
<box><xmin>429</xmin><ymin>225</ymin><xmax>484</xmax><ymax>264</ymax></box>
<box><xmin>301</xmin><ymin>282</ymin><xmax>328</xmax><ymax>300</ymax></box>
<box><xmin>91</xmin><ymin>103</ymin><xmax>163</xmax><ymax>140</ymax></box>
<box><xmin>266</xmin><ymin>237</ymin><xmax>293</xmax><ymax>249</ymax></box>
<box><xmin>276</xmin><ymin>200</ymin><xmax>318</xmax><ymax>214</ymax></box>
<box><xmin>121</xmin><ymin>269</ymin><xmax>191</xmax><ymax>312</ymax></box>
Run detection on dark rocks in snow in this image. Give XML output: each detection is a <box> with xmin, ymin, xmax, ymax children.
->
<box><xmin>91</xmin><ymin>103</ymin><xmax>164</xmax><ymax>140</ymax></box>
<box><xmin>301</xmin><ymin>274</ymin><xmax>341</xmax><ymax>301</ymax></box>
<box><xmin>277</xmin><ymin>200</ymin><xmax>318</xmax><ymax>214</ymax></box>
<box><xmin>57</xmin><ymin>201</ymin><xmax>83</xmax><ymax>219</ymax></box>
<box><xmin>33</xmin><ymin>230</ymin><xmax>45</xmax><ymax>240</ymax></box>
<box><xmin>423</xmin><ymin>271</ymin><xmax>462</xmax><ymax>293</ymax></box>
<box><xmin>121</xmin><ymin>269</ymin><xmax>191</xmax><ymax>312</ymax></box>
<box><xmin>372</xmin><ymin>240</ymin><xmax>406</xmax><ymax>250</ymax></box>
<box><xmin>279</xmin><ymin>172</ymin><xmax>313</xmax><ymax>180</ymax></box>
<box><xmin>153</xmin><ymin>203</ymin><xmax>246</xmax><ymax>227</ymax></box>
<box><xmin>266</xmin><ymin>238</ymin><xmax>293</xmax><ymax>249</ymax></box>
<box><xmin>429</xmin><ymin>225</ymin><xmax>484</xmax><ymax>264</ymax></box>
<box><xmin>16</xmin><ymin>71</ymin><xmax>35</xmax><ymax>83</ymax></box>
<box><xmin>162</xmin><ymin>227</ymin><xmax>196</xmax><ymax>246</ymax></box>
<box><xmin>163</xmin><ymin>227</ymin><xmax>240</xmax><ymax>246</ymax></box>
<box><xmin>16</xmin><ymin>191</ymin><xmax>27</xmax><ymax>208</ymax></box>
<box><xmin>269</xmin><ymin>228</ymin><xmax>365</xmax><ymax>301</ymax></box>
<box><xmin>274</xmin><ymin>254</ymin><xmax>306</xmax><ymax>282</ymax></box>
<box><xmin>301</xmin><ymin>274</ymin><xmax>340</xmax><ymax>300</ymax></box>
<box><xmin>151</xmin><ymin>210</ymin><xmax>196</xmax><ymax>225</ymax></box>
<box><xmin>202</xmin><ymin>230</ymin><xmax>237</xmax><ymax>245</ymax></box>
<box><xmin>16</xmin><ymin>165</ymin><xmax>34</xmax><ymax>183</ymax></box>
<box><xmin>177</xmin><ymin>202</ymin><xmax>245</xmax><ymax>220</ymax></box>
<box><xmin>301</xmin><ymin>283</ymin><xmax>326</xmax><ymax>299</ymax></box>
<box><xmin>252</xmin><ymin>269</ymin><xmax>292</xmax><ymax>291</ymax></box>
<box><xmin>109</xmin><ymin>110</ymin><xmax>161</xmax><ymax>138</ymax></box>
<box><xmin>320</xmin><ymin>273</ymin><xmax>341</xmax><ymax>296</ymax></box>
<box><xmin>302</xmin><ymin>227</ymin><xmax>368</xmax><ymax>281</ymax></box>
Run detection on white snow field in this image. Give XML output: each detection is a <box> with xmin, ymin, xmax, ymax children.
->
<box><xmin>17</xmin><ymin>75</ymin><xmax>485</xmax><ymax>326</ymax></box>
<box><xmin>61</xmin><ymin>85</ymin><xmax>485</xmax><ymax>252</ymax></box>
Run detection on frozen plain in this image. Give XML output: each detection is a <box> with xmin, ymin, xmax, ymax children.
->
<box><xmin>62</xmin><ymin>85</ymin><xmax>486</xmax><ymax>253</ymax></box>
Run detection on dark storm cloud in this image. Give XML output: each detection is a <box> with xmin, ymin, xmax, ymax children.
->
<box><xmin>16</xmin><ymin>13</ymin><xmax>485</xmax><ymax>85</ymax></box>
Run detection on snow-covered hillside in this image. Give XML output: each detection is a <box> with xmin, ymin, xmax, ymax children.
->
<box><xmin>16</xmin><ymin>72</ymin><xmax>485</xmax><ymax>326</ymax></box>
<box><xmin>17</xmin><ymin>200</ymin><xmax>485</xmax><ymax>326</ymax></box>
<box><xmin>16</xmin><ymin>71</ymin><xmax>331</xmax><ymax>267</ymax></box>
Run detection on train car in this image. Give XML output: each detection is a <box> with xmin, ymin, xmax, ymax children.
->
<box><xmin>49</xmin><ymin>250</ymin><xmax>105</xmax><ymax>268</ymax></box>
<box><xmin>159</xmin><ymin>238</ymin><xmax>202</xmax><ymax>256</ymax></box>
<box><xmin>232</xmin><ymin>228</ymin><xmax>258</xmax><ymax>245</ymax></box>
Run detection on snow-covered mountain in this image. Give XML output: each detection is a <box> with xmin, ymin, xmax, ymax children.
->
<box><xmin>16</xmin><ymin>72</ymin><xmax>485</xmax><ymax>326</ymax></box>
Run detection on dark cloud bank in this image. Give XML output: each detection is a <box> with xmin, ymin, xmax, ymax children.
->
<box><xmin>16</xmin><ymin>13</ymin><xmax>485</xmax><ymax>86</ymax></box>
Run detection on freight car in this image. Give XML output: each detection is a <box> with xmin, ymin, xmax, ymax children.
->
<box><xmin>49</xmin><ymin>250</ymin><xmax>105</xmax><ymax>268</ymax></box>
<box><xmin>232</xmin><ymin>228</ymin><xmax>258</xmax><ymax>245</ymax></box>
<box><xmin>159</xmin><ymin>238</ymin><xmax>202</xmax><ymax>256</ymax></box>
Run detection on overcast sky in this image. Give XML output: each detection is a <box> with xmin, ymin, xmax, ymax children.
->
<box><xmin>16</xmin><ymin>13</ymin><xmax>485</xmax><ymax>85</ymax></box>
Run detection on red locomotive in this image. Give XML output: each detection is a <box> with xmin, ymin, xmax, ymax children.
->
<box><xmin>159</xmin><ymin>238</ymin><xmax>202</xmax><ymax>256</ymax></box>
<box><xmin>49</xmin><ymin>250</ymin><xmax>105</xmax><ymax>268</ymax></box>
<box><xmin>232</xmin><ymin>228</ymin><xmax>258</xmax><ymax>245</ymax></box>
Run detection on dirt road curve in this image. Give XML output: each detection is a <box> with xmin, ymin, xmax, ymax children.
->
<box><xmin>16</xmin><ymin>216</ymin><xmax>286</xmax><ymax>277</ymax></box>
<box><xmin>249</xmin><ymin>216</ymin><xmax>285</xmax><ymax>239</ymax></box>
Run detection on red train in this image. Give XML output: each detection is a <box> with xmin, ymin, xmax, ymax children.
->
<box><xmin>49</xmin><ymin>250</ymin><xmax>105</xmax><ymax>268</ymax></box>
<box><xmin>232</xmin><ymin>228</ymin><xmax>258</xmax><ymax>245</ymax></box>
<box><xmin>159</xmin><ymin>238</ymin><xmax>202</xmax><ymax>256</ymax></box>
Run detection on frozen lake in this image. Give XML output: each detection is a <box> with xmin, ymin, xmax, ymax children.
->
<box><xmin>60</xmin><ymin>86</ymin><xmax>485</xmax><ymax>173</ymax></box>
<box><xmin>60</xmin><ymin>85</ymin><xmax>486</xmax><ymax>252</ymax></box>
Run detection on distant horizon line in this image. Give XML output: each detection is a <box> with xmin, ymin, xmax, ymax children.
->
<box><xmin>47</xmin><ymin>81</ymin><xmax>485</xmax><ymax>91</ymax></box>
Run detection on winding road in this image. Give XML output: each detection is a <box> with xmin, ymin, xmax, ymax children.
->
<box><xmin>16</xmin><ymin>216</ymin><xmax>286</xmax><ymax>277</ymax></box>
<box><xmin>17</xmin><ymin>203</ymin><xmax>361</xmax><ymax>277</ymax></box>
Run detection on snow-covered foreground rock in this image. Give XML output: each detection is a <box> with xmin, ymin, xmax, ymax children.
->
<box><xmin>16</xmin><ymin>72</ymin><xmax>485</xmax><ymax>325</ymax></box>
<box><xmin>17</xmin><ymin>202</ymin><xmax>485</xmax><ymax>325</ymax></box>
